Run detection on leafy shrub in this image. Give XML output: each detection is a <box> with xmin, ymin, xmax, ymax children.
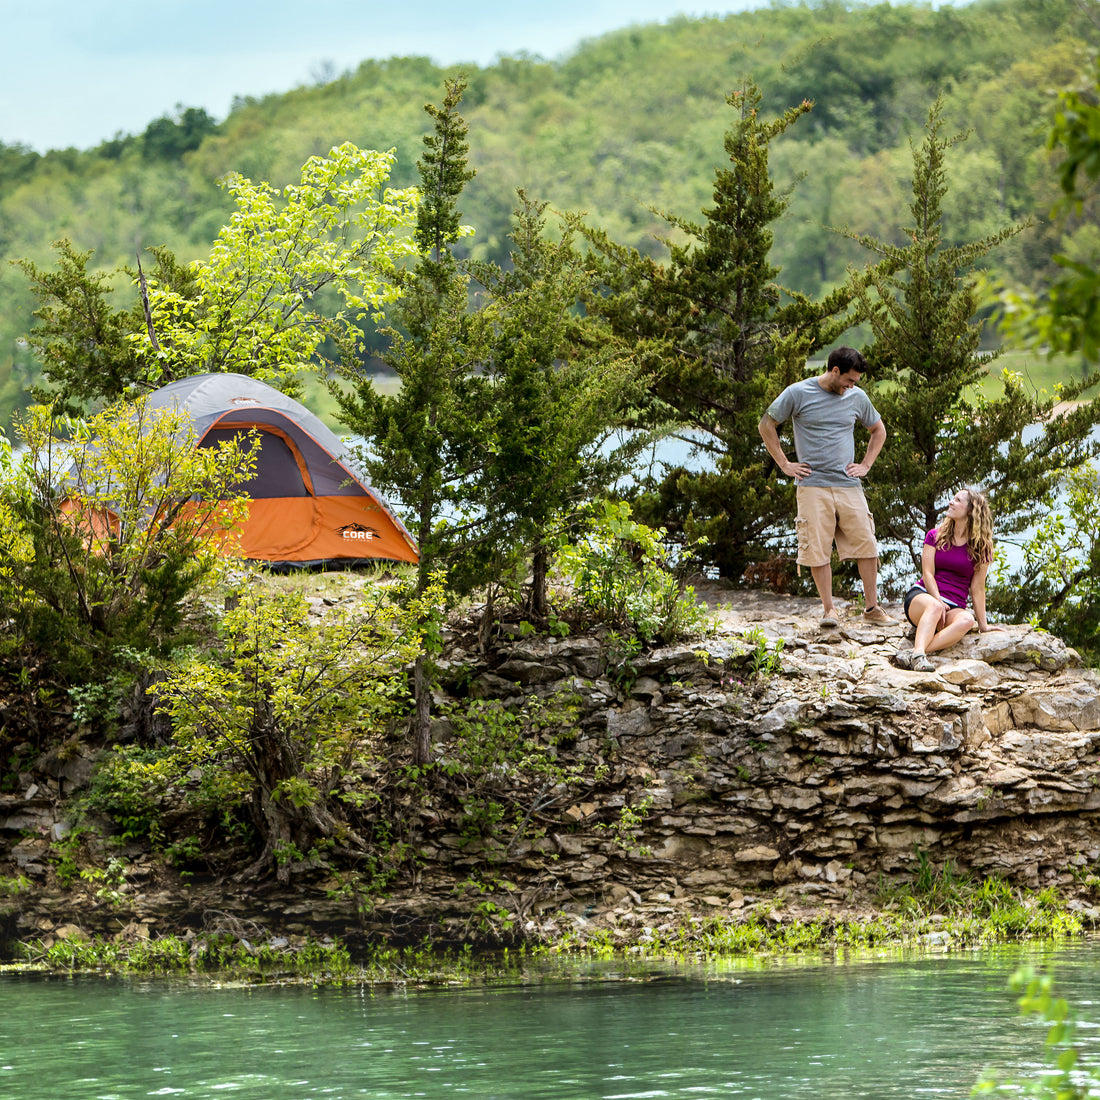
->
<box><xmin>972</xmin><ymin>967</ymin><xmax>1100</xmax><ymax>1097</ymax></box>
<box><xmin>553</xmin><ymin>500</ymin><xmax>714</xmax><ymax>644</ymax></box>
<box><xmin>0</xmin><ymin>400</ymin><xmax>253</xmax><ymax>696</ymax></box>
<box><xmin>156</xmin><ymin>577</ymin><xmax>432</xmax><ymax>881</ymax></box>
<box><xmin>991</xmin><ymin>462</ymin><xmax>1100</xmax><ymax>663</ymax></box>
<box><xmin>436</xmin><ymin>690</ymin><xmax>588</xmax><ymax>851</ymax></box>
<box><xmin>81</xmin><ymin>745</ymin><xmax>183</xmax><ymax>845</ymax></box>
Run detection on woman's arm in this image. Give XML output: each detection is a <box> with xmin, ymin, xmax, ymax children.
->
<box><xmin>921</xmin><ymin>543</ymin><xmax>948</xmax><ymax>625</ymax></box>
<box><xmin>970</xmin><ymin>561</ymin><xmax>1002</xmax><ymax>631</ymax></box>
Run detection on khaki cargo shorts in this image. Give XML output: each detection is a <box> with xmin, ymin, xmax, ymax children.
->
<box><xmin>795</xmin><ymin>485</ymin><xmax>877</xmax><ymax>567</ymax></box>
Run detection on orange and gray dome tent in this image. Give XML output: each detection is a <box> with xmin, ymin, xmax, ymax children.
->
<box><xmin>139</xmin><ymin>372</ymin><xmax>418</xmax><ymax>568</ymax></box>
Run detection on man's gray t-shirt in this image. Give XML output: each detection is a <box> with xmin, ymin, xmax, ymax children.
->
<box><xmin>766</xmin><ymin>378</ymin><xmax>881</xmax><ymax>488</ymax></box>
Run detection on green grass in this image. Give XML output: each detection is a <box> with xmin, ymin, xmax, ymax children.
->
<box><xmin>548</xmin><ymin>902</ymin><xmax>1086</xmax><ymax>962</ymax></box>
<box><xmin>972</xmin><ymin>348</ymin><xmax>1099</xmax><ymax>404</ymax></box>
<box><xmin>295</xmin><ymin>372</ymin><xmax>401</xmax><ymax>434</ymax></box>
<box><xmin>8</xmin><ymin>869</ymin><xmax>1093</xmax><ymax>983</ymax></box>
<box><xmin>296</xmin><ymin>352</ymin><xmax>1094</xmax><ymax>437</ymax></box>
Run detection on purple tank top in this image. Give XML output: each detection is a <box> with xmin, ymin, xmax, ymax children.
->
<box><xmin>915</xmin><ymin>528</ymin><xmax>975</xmax><ymax>607</ymax></box>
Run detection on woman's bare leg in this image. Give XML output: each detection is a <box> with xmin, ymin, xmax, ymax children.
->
<box><xmin>907</xmin><ymin>592</ymin><xmax>945</xmax><ymax>655</ymax></box>
<box><xmin>924</xmin><ymin>608</ymin><xmax>976</xmax><ymax>653</ymax></box>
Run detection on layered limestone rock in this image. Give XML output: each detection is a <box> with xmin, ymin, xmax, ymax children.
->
<box><xmin>3</xmin><ymin>586</ymin><xmax>1099</xmax><ymax>945</ymax></box>
<box><xmin>436</xmin><ymin>590</ymin><xmax>1100</xmax><ymax>907</ymax></box>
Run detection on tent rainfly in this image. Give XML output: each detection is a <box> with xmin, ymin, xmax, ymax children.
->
<box><xmin>140</xmin><ymin>372</ymin><xmax>418</xmax><ymax>568</ymax></box>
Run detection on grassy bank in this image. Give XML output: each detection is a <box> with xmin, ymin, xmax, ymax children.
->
<box><xmin>974</xmin><ymin>348</ymin><xmax>1099</xmax><ymax>404</ymax></box>
<box><xmin>301</xmin><ymin>350</ymin><xmax>1098</xmax><ymax>437</ymax></box>
<box><xmin>6</xmin><ymin>876</ymin><xmax>1095</xmax><ymax>987</ymax></box>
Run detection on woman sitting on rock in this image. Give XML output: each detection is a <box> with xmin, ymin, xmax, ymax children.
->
<box><xmin>896</xmin><ymin>487</ymin><xmax>1002</xmax><ymax>672</ymax></box>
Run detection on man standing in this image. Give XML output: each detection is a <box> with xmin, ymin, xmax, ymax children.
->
<box><xmin>758</xmin><ymin>346</ymin><xmax>896</xmax><ymax>628</ymax></box>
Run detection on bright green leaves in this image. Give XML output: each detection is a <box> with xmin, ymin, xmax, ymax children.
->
<box><xmin>1049</xmin><ymin>63</ymin><xmax>1100</xmax><ymax>213</ymax></box>
<box><xmin>0</xmin><ymin>430</ymin><xmax>33</xmax><ymax>583</ymax></box>
<box><xmin>971</xmin><ymin>967</ymin><xmax>1098</xmax><ymax>1098</ymax></box>
<box><xmin>995</xmin><ymin>461</ymin><xmax>1100</xmax><ymax>660</ymax></box>
<box><xmin>158</xmin><ymin>581</ymin><xmax>429</xmax><ymax>764</ymax></box>
<box><xmin>553</xmin><ymin>499</ymin><xmax>714</xmax><ymax>645</ymax></box>
<box><xmin>18</xmin><ymin>143</ymin><xmax>421</xmax><ymax>412</ymax></box>
<box><xmin>137</xmin><ymin>142</ymin><xmax>420</xmax><ymax>389</ymax></box>
<box><xmin>23</xmin><ymin>400</ymin><xmax>252</xmax><ymax>565</ymax></box>
<box><xmin>154</xmin><ymin>576</ymin><xmax>440</xmax><ymax>880</ymax></box>
<box><xmin>0</xmin><ymin>400</ymin><xmax>254</xmax><ymax>686</ymax></box>
<box><xmin>996</xmin><ymin>62</ymin><xmax>1100</xmax><ymax>364</ymax></box>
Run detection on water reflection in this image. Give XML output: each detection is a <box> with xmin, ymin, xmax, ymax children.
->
<box><xmin>2</xmin><ymin>942</ymin><xmax>1098</xmax><ymax>1099</ymax></box>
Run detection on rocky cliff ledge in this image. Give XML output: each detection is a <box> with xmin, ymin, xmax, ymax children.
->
<box><xmin>3</xmin><ymin>585</ymin><xmax>1100</xmax><ymax>951</ymax></box>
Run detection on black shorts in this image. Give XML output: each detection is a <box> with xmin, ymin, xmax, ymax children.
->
<box><xmin>904</xmin><ymin>584</ymin><xmax>964</xmax><ymax>622</ymax></box>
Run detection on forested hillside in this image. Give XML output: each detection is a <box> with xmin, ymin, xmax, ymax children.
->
<box><xmin>0</xmin><ymin>0</ymin><xmax>1096</xmax><ymax>430</ymax></box>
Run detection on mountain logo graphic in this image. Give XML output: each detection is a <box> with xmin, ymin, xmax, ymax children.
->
<box><xmin>339</xmin><ymin>523</ymin><xmax>380</xmax><ymax>541</ymax></box>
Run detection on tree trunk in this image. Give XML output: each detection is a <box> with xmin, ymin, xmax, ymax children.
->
<box><xmin>478</xmin><ymin>586</ymin><xmax>496</xmax><ymax>654</ymax></box>
<box><xmin>412</xmin><ymin>652</ymin><xmax>432</xmax><ymax>766</ymax></box>
<box><xmin>531</xmin><ymin>542</ymin><xmax>548</xmax><ymax>620</ymax></box>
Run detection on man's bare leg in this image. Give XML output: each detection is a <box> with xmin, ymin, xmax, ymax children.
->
<box><xmin>810</xmin><ymin>563</ymin><xmax>836</xmax><ymax>617</ymax></box>
<box><xmin>857</xmin><ymin>556</ymin><xmax>879</xmax><ymax>610</ymax></box>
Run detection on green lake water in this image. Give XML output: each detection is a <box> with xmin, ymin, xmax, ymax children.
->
<box><xmin>2</xmin><ymin>941</ymin><xmax>1098</xmax><ymax>1099</ymax></box>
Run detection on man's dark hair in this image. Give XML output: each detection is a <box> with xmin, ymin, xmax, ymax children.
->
<box><xmin>827</xmin><ymin>346</ymin><xmax>867</xmax><ymax>375</ymax></box>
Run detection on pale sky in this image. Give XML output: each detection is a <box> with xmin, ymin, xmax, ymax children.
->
<box><xmin>0</xmin><ymin>0</ymin><xmax>779</xmax><ymax>152</ymax></box>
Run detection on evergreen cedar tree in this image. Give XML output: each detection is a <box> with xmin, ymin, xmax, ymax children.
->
<box><xmin>338</xmin><ymin>79</ymin><xmax>490</xmax><ymax>766</ymax></box>
<box><xmin>582</xmin><ymin>83</ymin><xmax>879</xmax><ymax>581</ymax></box>
<box><xmin>337</xmin><ymin>80</ymin><xmax>641</xmax><ymax>764</ymax></box>
<box><xmin>849</xmin><ymin>98</ymin><xmax>1100</xmax><ymax>577</ymax></box>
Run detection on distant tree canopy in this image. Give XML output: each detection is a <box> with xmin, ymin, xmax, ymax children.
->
<box><xmin>0</xmin><ymin>141</ymin><xmax>39</xmax><ymax>187</ymax></box>
<box><xmin>141</xmin><ymin>106</ymin><xmax>220</xmax><ymax>160</ymax></box>
<box><xmin>1</xmin><ymin>0</ymin><xmax>1097</xmax><ymax>431</ymax></box>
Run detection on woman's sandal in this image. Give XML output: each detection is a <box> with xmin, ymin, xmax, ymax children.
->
<box><xmin>894</xmin><ymin>649</ymin><xmax>914</xmax><ymax>669</ymax></box>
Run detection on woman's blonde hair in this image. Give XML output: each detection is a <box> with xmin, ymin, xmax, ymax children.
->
<box><xmin>935</xmin><ymin>487</ymin><xmax>994</xmax><ymax>563</ymax></box>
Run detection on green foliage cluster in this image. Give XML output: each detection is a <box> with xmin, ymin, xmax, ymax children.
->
<box><xmin>82</xmin><ymin>748</ymin><xmax>176</xmax><ymax>845</ymax></box>
<box><xmin>553</xmin><ymin>499</ymin><xmax>715</xmax><ymax>645</ymax></box>
<box><xmin>18</xmin><ymin>930</ymin><xmax>355</xmax><ymax>982</ymax></box>
<box><xmin>0</xmin><ymin>873</ymin><xmax>31</xmax><ymax>896</ymax></box>
<box><xmin>15</xmin><ymin>931</ymin><xmax>559</xmax><ymax>986</ymax></box>
<box><xmin>141</xmin><ymin>107</ymin><xmax>219</xmax><ymax>162</ymax></box>
<box><xmin>0</xmin><ymin>399</ymin><xmax>252</xmax><ymax>690</ymax></box>
<box><xmin>879</xmin><ymin>850</ymin><xmax>1078</xmax><ymax>940</ymax></box>
<box><xmin>437</xmin><ymin>689</ymin><xmax>589</xmax><ymax>852</ymax></box>
<box><xmin>973</xmin><ymin>968</ymin><xmax>1100</xmax><ymax>1098</ymax></box>
<box><xmin>467</xmin><ymin>191</ymin><xmax>647</xmax><ymax>614</ymax></box>
<box><xmin>155</xmin><ymin>580</ymin><xmax>433</xmax><ymax>882</ymax></box>
<box><xmin>584</xmin><ymin>80</ymin><xmax>872</xmax><ymax>576</ymax></box>
<box><xmin>845</xmin><ymin>96</ymin><xmax>1100</xmax><ymax>586</ymax></box>
<box><xmin>552</xmin><ymin>887</ymin><xmax>1085</xmax><ymax>960</ymax></box>
<box><xmin>992</xmin><ymin>462</ymin><xmax>1100</xmax><ymax>661</ymax></box>
<box><xmin>13</xmin><ymin>143</ymin><xmax>419</xmax><ymax>415</ymax></box>
<box><xmin>1000</xmin><ymin>57</ymin><xmax>1100</xmax><ymax>363</ymax></box>
<box><xmin>736</xmin><ymin>627</ymin><xmax>786</xmax><ymax>679</ymax></box>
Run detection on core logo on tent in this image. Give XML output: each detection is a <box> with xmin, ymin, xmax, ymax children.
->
<box><xmin>339</xmin><ymin>523</ymin><xmax>380</xmax><ymax>541</ymax></box>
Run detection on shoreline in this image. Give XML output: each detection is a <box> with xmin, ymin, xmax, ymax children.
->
<box><xmin>5</xmin><ymin>899</ymin><xmax>1096</xmax><ymax>985</ymax></box>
